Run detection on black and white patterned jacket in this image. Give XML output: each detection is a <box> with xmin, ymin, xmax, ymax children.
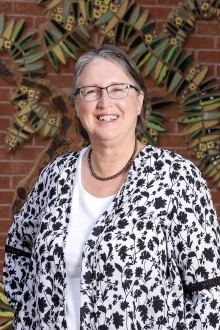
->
<box><xmin>3</xmin><ymin>145</ymin><xmax>220</xmax><ymax>330</ymax></box>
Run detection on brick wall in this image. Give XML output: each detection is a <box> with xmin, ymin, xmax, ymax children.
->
<box><xmin>0</xmin><ymin>0</ymin><xmax>220</xmax><ymax>277</ymax></box>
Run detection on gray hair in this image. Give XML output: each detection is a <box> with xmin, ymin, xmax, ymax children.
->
<box><xmin>70</xmin><ymin>44</ymin><xmax>148</xmax><ymax>140</ymax></box>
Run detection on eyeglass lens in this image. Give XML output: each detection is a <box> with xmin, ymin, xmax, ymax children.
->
<box><xmin>80</xmin><ymin>84</ymin><xmax>130</xmax><ymax>101</ymax></box>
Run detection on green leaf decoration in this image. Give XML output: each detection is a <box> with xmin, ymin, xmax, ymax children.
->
<box><xmin>123</xmin><ymin>3</ymin><xmax>135</xmax><ymax>22</ymax></box>
<box><xmin>115</xmin><ymin>22</ymin><xmax>124</xmax><ymax>43</ymax></box>
<box><xmin>123</xmin><ymin>24</ymin><xmax>131</xmax><ymax>40</ymax></box>
<box><xmin>12</xmin><ymin>20</ymin><xmax>25</xmax><ymax>42</ymax></box>
<box><xmin>184</xmin><ymin>106</ymin><xmax>202</xmax><ymax>113</ymax></box>
<box><xmin>72</xmin><ymin>2</ymin><xmax>78</xmax><ymax>21</ymax></box>
<box><xmin>129</xmin><ymin>4</ymin><xmax>140</xmax><ymax>25</ymax></box>
<box><xmin>47</xmin><ymin>50</ymin><xmax>58</xmax><ymax>69</ymax></box>
<box><xmin>143</xmin><ymin>130</ymin><xmax>157</xmax><ymax>146</ymax></box>
<box><xmin>180</xmin><ymin>115</ymin><xmax>202</xmax><ymax>123</ymax></box>
<box><xmin>151</xmin><ymin>101</ymin><xmax>172</xmax><ymax>111</ymax></box>
<box><xmin>129</xmin><ymin>36</ymin><xmax>143</xmax><ymax>49</ymax></box>
<box><xmin>0</xmin><ymin>13</ymin><xmax>5</xmax><ymax>35</ymax></box>
<box><xmin>130</xmin><ymin>44</ymin><xmax>147</xmax><ymax>58</ymax></box>
<box><xmin>45</xmin><ymin>29</ymin><xmax>56</xmax><ymax>44</ymax></box>
<box><xmin>23</xmin><ymin>44</ymin><xmax>41</xmax><ymax>55</ymax></box>
<box><xmin>154</xmin><ymin>39</ymin><xmax>169</xmax><ymax>57</ymax></box>
<box><xmin>173</xmin><ymin>49</ymin><xmax>184</xmax><ymax>68</ymax></box>
<box><xmin>66</xmin><ymin>34</ymin><xmax>80</xmax><ymax>48</ymax></box>
<box><xmin>178</xmin><ymin>54</ymin><xmax>192</xmax><ymax>72</ymax></box>
<box><xmin>52</xmin><ymin>28</ymin><xmax>62</xmax><ymax>40</ymax></box>
<box><xmin>18</xmin><ymin>33</ymin><xmax>34</xmax><ymax>48</ymax></box>
<box><xmin>201</xmin><ymin>96</ymin><xmax>220</xmax><ymax>106</ymax></box>
<box><xmin>117</xmin><ymin>0</ymin><xmax>129</xmax><ymax>18</ymax></box>
<box><xmin>168</xmin><ymin>71</ymin><xmax>182</xmax><ymax>92</ymax></box>
<box><xmin>63</xmin><ymin>1</ymin><xmax>71</xmax><ymax>21</ymax></box>
<box><xmin>51</xmin><ymin>18</ymin><xmax>66</xmax><ymax>34</ymax></box>
<box><xmin>137</xmin><ymin>51</ymin><xmax>151</xmax><ymax>68</ymax></box>
<box><xmin>147</xmin><ymin>120</ymin><xmax>166</xmax><ymax>131</ymax></box>
<box><xmin>150</xmin><ymin>38</ymin><xmax>164</xmax><ymax>50</ymax></box>
<box><xmin>165</xmin><ymin>44</ymin><xmax>179</xmax><ymax>63</ymax></box>
<box><xmin>79</xmin><ymin>25</ymin><xmax>90</xmax><ymax>38</ymax></box>
<box><xmin>203</xmin><ymin>112</ymin><xmax>220</xmax><ymax>120</ymax></box>
<box><xmin>144</xmin><ymin>55</ymin><xmax>157</xmax><ymax>76</ymax></box>
<box><xmin>3</xmin><ymin>19</ymin><xmax>15</xmax><ymax>39</ymax></box>
<box><xmin>158</xmin><ymin>66</ymin><xmax>169</xmax><ymax>83</ymax></box>
<box><xmin>44</xmin><ymin>36</ymin><xmax>50</xmax><ymax>47</ymax></box>
<box><xmin>15</xmin><ymin>53</ymin><xmax>45</xmax><ymax>65</ymax></box>
<box><xmin>176</xmin><ymin>79</ymin><xmax>189</xmax><ymax>96</ymax></box>
<box><xmin>141</xmin><ymin>21</ymin><xmax>155</xmax><ymax>34</ymax></box>
<box><xmin>134</xmin><ymin>11</ymin><xmax>149</xmax><ymax>30</ymax></box>
<box><xmin>60</xmin><ymin>41</ymin><xmax>77</xmax><ymax>59</ymax></box>
<box><xmin>87</xmin><ymin>0</ymin><xmax>92</xmax><ymax>19</ymax></box>
<box><xmin>95</xmin><ymin>12</ymin><xmax>113</xmax><ymax>25</ymax></box>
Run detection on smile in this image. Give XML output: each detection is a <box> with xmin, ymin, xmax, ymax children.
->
<box><xmin>98</xmin><ymin>115</ymin><xmax>118</xmax><ymax>121</ymax></box>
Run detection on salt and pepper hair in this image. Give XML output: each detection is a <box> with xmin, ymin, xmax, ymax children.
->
<box><xmin>70</xmin><ymin>44</ymin><xmax>148</xmax><ymax>140</ymax></box>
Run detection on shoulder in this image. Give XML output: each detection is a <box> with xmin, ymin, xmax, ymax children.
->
<box><xmin>139</xmin><ymin>145</ymin><xmax>204</xmax><ymax>184</ymax></box>
<box><xmin>40</xmin><ymin>150</ymin><xmax>81</xmax><ymax>177</ymax></box>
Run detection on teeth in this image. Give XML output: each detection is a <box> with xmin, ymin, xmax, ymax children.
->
<box><xmin>98</xmin><ymin>115</ymin><xmax>118</xmax><ymax>121</ymax></box>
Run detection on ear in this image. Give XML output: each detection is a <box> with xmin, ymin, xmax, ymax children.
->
<box><xmin>137</xmin><ymin>91</ymin><xmax>144</xmax><ymax>115</ymax></box>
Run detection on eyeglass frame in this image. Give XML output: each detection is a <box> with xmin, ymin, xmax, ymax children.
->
<box><xmin>75</xmin><ymin>83</ymin><xmax>139</xmax><ymax>102</ymax></box>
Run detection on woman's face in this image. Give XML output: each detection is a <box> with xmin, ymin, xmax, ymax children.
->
<box><xmin>75</xmin><ymin>58</ymin><xmax>144</xmax><ymax>145</ymax></box>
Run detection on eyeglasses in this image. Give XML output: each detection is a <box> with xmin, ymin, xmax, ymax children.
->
<box><xmin>75</xmin><ymin>83</ymin><xmax>139</xmax><ymax>102</ymax></box>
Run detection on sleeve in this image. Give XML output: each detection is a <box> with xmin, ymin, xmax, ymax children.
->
<box><xmin>3</xmin><ymin>167</ymin><xmax>49</xmax><ymax>311</ymax></box>
<box><xmin>171</xmin><ymin>160</ymin><xmax>220</xmax><ymax>329</ymax></box>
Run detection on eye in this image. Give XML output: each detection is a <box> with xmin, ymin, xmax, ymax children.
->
<box><xmin>111</xmin><ymin>85</ymin><xmax>124</xmax><ymax>93</ymax></box>
<box><xmin>85</xmin><ymin>87</ymin><xmax>99</xmax><ymax>95</ymax></box>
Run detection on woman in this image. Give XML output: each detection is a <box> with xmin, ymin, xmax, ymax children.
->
<box><xmin>3</xmin><ymin>45</ymin><xmax>220</xmax><ymax>330</ymax></box>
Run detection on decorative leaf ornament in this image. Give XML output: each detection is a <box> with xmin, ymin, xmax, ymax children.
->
<box><xmin>0</xmin><ymin>281</ymin><xmax>13</xmax><ymax>330</ymax></box>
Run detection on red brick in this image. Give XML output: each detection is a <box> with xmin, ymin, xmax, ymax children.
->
<box><xmin>158</xmin><ymin>133</ymin><xmax>185</xmax><ymax>148</ymax></box>
<box><xmin>211</xmin><ymin>191</ymin><xmax>220</xmax><ymax>205</ymax></box>
<box><xmin>0</xmin><ymin>191</ymin><xmax>14</xmax><ymax>204</ymax></box>
<box><xmin>11</xmin><ymin>147</ymin><xmax>45</xmax><ymax>161</ymax></box>
<box><xmin>0</xmin><ymin>234</ymin><xmax>7</xmax><ymax>247</ymax></box>
<box><xmin>197</xmin><ymin>22</ymin><xmax>220</xmax><ymax>36</ymax></box>
<box><xmin>0</xmin><ymin>206</ymin><xmax>12</xmax><ymax>219</ymax></box>
<box><xmin>198</xmin><ymin>51</ymin><xmax>220</xmax><ymax>63</ymax></box>
<box><xmin>0</xmin><ymin>147</ymin><xmax>11</xmax><ymax>161</ymax></box>
<box><xmin>0</xmin><ymin>1</ymin><xmax>12</xmax><ymax>12</ymax></box>
<box><xmin>0</xmin><ymin>89</ymin><xmax>11</xmax><ymax>101</ymax></box>
<box><xmin>147</xmin><ymin>7</ymin><xmax>173</xmax><ymax>20</ymax></box>
<box><xmin>12</xmin><ymin>176</ymin><xmax>26</xmax><ymax>189</ymax></box>
<box><xmin>14</xmin><ymin>1</ymin><xmax>44</xmax><ymax>16</ymax></box>
<box><xmin>138</xmin><ymin>0</ymin><xmax>157</xmax><ymax>5</ymax></box>
<box><xmin>184</xmin><ymin>36</ymin><xmax>214</xmax><ymax>49</ymax></box>
<box><xmin>0</xmin><ymin>118</ymin><xmax>11</xmax><ymax>131</ymax></box>
<box><xmin>0</xmin><ymin>176</ymin><xmax>10</xmax><ymax>189</ymax></box>
<box><xmin>0</xmin><ymin>162</ymin><xmax>33</xmax><ymax>175</ymax></box>
<box><xmin>0</xmin><ymin>220</ymin><xmax>12</xmax><ymax>232</ymax></box>
<box><xmin>0</xmin><ymin>249</ymin><xmax>6</xmax><ymax>265</ymax></box>
<box><xmin>157</xmin><ymin>0</ymin><xmax>178</xmax><ymax>5</ymax></box>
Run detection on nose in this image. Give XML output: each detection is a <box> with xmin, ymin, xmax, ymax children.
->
<box><xmin>97</xmin><ymin>88</ymin><xmax>112</xmax><ymax>108</ymax></box>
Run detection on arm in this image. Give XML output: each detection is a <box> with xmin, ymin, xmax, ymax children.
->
<box><xmin>3</xmin><ymin>168</ymin><xmax>48</xmax><ymax>311</ymax></box>
<box><xmin>171</xmin><ymin>161</ymin><xmax>220</xmax><ymax>329</ymax></box>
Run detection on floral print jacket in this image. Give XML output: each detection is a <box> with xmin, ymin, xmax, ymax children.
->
<box><xmin>3</xmin><ymin>145</ymin><xmax>220</xmax><ymax>330</ymax></box>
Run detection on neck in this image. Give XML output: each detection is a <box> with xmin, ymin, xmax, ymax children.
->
<box><xmin>87</xmin><ymin>137</ymin><xmax>144</xmax><ymax>180</ymax></box>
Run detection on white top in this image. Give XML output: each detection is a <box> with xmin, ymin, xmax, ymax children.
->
<box><xmin>65</xmin><ymin>148</ymin><xmax>115</xmax><ymax>330</ymax></box>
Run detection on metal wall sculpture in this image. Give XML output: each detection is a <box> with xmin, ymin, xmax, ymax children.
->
<box><xmin>0</xmin><ymin>0</ymin><xmax>220</xmax><ymax>328</ymax></box>
<box><xmin>1</xmin><ymin>0</ymin><xmax>220</xmax><ymax>216</ymax></box>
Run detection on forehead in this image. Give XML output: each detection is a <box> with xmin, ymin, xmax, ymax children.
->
<box><xmin>78</xmin><ymin>58</ymin><xmax>130</xmax><ymax>85</ymax></box>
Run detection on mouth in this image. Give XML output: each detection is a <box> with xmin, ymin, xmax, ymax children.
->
<box><xmin>97</xmin><ymin>115</ymin><xmax>118</xmax><ymax>121</ymax></box>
